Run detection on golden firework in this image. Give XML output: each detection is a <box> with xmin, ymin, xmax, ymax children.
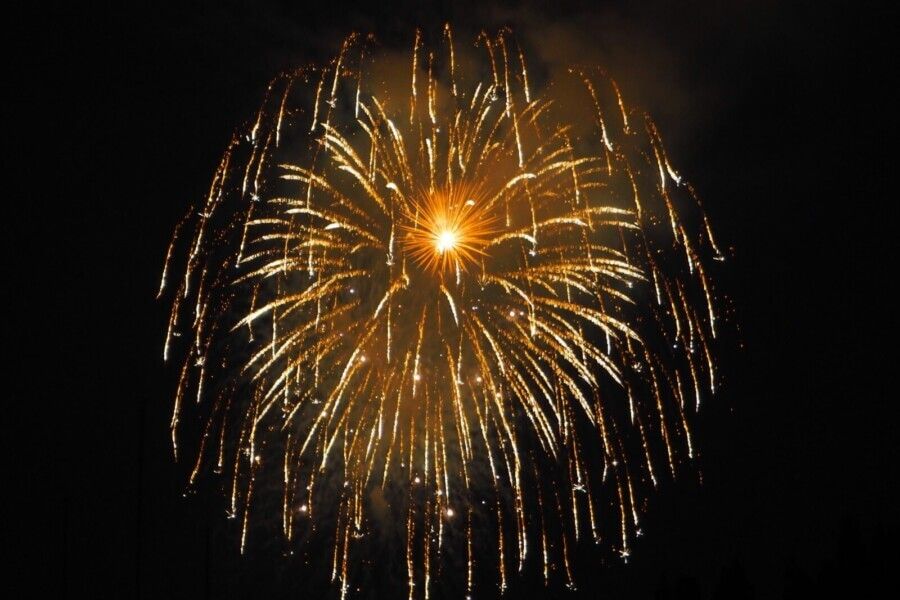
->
<box><xmin>160</xmin><ymin>27</ymin><xmax>722</xmax><ymax>599</ymax></box>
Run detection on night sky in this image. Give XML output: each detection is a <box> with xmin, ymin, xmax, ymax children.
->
<box><xmin>17</xmin><ymin>1</ymin><xmax>898</xmax><ymax>598</ymax></box>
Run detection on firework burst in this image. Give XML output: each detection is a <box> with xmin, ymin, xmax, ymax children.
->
<box><xmin>160</xmin><ymin>27</ymin><xmax>723</xmax><ymax>598</ymax></box>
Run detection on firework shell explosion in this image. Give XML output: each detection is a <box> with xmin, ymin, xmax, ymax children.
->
<box><xmin>160</xmin><ymin>27</ymin><xmax>723</xmax><ymax>599</ymax></box>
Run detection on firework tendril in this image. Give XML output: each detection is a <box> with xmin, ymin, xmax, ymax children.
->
<box><xmin>160</xmin><ymin>27</ymin><xmax>723</xmax><ymax>599</ymax></box>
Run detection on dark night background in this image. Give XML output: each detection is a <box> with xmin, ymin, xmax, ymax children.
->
<box><xmin>12</xmin><ymin>1</ymin><xmax>898</xmax><ymax>598</ymax></box>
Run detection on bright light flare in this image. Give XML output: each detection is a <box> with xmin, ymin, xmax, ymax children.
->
<box><xmin>402</xmin><ymin>186</ymin><xmax>496</xmax><ymax>274</ymax></box>
<box><xmin>436</xmin><ymin>229</ymin><xmax>458</xmax><ymax>254</ymax></box>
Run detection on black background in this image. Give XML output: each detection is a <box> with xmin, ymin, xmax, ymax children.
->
<box><xmin>13</xmin><ymin>1</ymin><xmax>898</xmax><ymax>598</ymax></box>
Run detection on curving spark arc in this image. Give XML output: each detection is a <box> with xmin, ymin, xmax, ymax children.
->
<box><xmin>160</xmin><ymin>27</ymin><xmax>723</xmax><ymax>599</ymax></box>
